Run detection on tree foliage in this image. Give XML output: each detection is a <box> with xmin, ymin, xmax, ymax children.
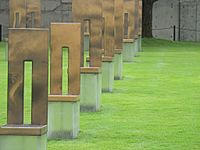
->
<box><xmin>142</xmin><ymin>0</ymin><xmax>158</xmax><ymax>37</ymax></box>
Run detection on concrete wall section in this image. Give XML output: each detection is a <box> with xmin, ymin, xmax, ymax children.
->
<box><xmin>41</xmin><ymin>0</ymin><xmax>72</xmax><ymax>28</ymax></box>
<box><xmin>152</xmin><ymin>0</ymin><xmax>179</xmax><ymax>41</ymax></box>
<box><xmin>180</xmin><ymin>1</ymin><xmax>200</xmax><ymax>41</ymax></box>
<box><xmin>153</xmin><ymin>0</ymin><xmax>200</xmax><ymax>42</ymax></box>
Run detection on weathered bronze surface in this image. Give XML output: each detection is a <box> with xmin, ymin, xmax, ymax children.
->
<box><xmin>102</xmin><ymin>56</ymin><xmax>113</xmax><ymax>62</ymax></box>
<box><xmin>48</xmin><ymin>95</ymin><xmax>80</xmax><ymax>102</ymax></box>
<box><xmin>9</xmin><ymin>0</ymin><xmax>41</xmax><ymax>28</ymax></box>
<box><xmin>50</xmin><ymin>23</ymin><xmax>81</xmax><ymax>95</ymax></box>
<box><xmin>134</xmin><ymin>0</ymin><xmax>139</xmax><ymax>37</ymax></box>
<box><xmin>8</xmin><ymin>29</ymin><xmax>49</xmax><ymax>125</ymax></box>
<box><xmin>124</xmin><ymin>0</ymin><xmax>135</xmax><ymax>40</ymax></box>
<box><xmin>26</xmin><ymin>0</ymin><xmax>41</xmax><ymax>28</ymax></box>
<box><xmin>102</xmin><ymin>0</ymin><xmax>115</xmax><ymax>57</ymax></box>
<box><xmin>0</xmin><ymin>125</ymin><xmax>47</xmax><ymax>136</ymax></box>
<box><xmin>80</xmin><ymin>67</ymin><xmax>101</xmax><ymax>74</ymax></box>
<box><xmin>123</xmin><ymin>39</ymin><xmax>134</xmax><ymax>43</ymax></box>
<box><xmin>9</xmin><ymin>0</ymin><xmax>26</xmax><ymax>28</ymax></box>
<box><xmin>114</xmin><ymin>49</ymin><xmax>122</xmax><ymax>54</ymax></box>
<box><xmin>138</xmin><ymin>0</ymin><xmax>142</xmax><ymax>36</ymax></box>
<box><xmin>72</xmin><ymin>0</ymin><xmax>103</xmax><ymax>67</ymax></box>
<box><xmin>114</xmin><ymin>0</ymin><xmax>124</xmax><ymax>52</ymax></box>
<box><xmin>86</xmin><ymin>55</ymin><xmax>112</xmax><ymax>62</ymax></box>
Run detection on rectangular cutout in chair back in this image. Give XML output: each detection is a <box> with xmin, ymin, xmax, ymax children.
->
<box><xmin>124</xmin><ymin>13</ymin><xmax>129</xmax><ymax>38</ymax></box>
<box><xmin>15</xmin><ymin>12</ymin><xmax>20</xmax><ymax>28</ymax></box>
<box><xmin>0</xmin><ymin>24</ymin><xmax>2</xmax><ymax>41</ymax></box>
<box><xmin>31</xmin><ymin>12</ymin><xmax>35</xmax><ymax>28</ymax></box>
<box><xmin>23</xmin><ymin>61</ymin><xmax>32</xmax><ymax>124</ymax></box>
<box><xmin>62</xmin><ymin>47</ymin><xmax>69</xmax><ymax>95</ymax></box>
<box><xmin>84</xmin><ymin>20</ymin><xmax>90</xmax><ymax>35</ymax></box>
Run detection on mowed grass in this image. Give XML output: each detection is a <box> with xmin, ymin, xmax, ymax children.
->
<box><xmin>0</xmin><ymin>38</ymin><xmax>200</xmax><ymax>149</ymax></box>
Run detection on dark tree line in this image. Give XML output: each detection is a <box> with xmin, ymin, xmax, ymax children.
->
<box><xmin>142</xmin><ymin>0</ymin><xmax>158</xmax><ymax>37</ymax></box>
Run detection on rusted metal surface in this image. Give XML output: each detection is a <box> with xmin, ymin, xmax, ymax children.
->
<box><xmin>138</xmin><ymin>0</ymin><xmax>142</xmax><ymax>36</ymax></box>
<box><xmin>102</xmin><ymin>0</ymin><xmax>115</xmax><ymax>57</ymax></box>
<box><xmin>8</xmin><ymin>29</ymin><xmax>49</xmax><ymax>125</ymax></box>
<box><xmin>50</xmin><ymin>23</ymin><xmax>81</xmax><ymax>95</ymax></box>
<box><xmin>114</xmin><ymin>0</ymin><xmax>124</xmax><ymax>52</ymax></box>
<box><xmin>124</xmin><ymin>0</ymin><xmax>135</xmax><ymax>40</ymax></box>
<box><xmin>9</xmin><ymin>0</ymin><xmax>41</xmax><ymax>28</ymax></box>
<box><xmin>72</xmin><ymin>0</ymin><xmax>103</xmax><ymax>67</ymax></box>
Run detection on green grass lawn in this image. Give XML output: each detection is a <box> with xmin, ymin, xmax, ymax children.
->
<box><xmin>0</xmin><ymin>38</ymin><xmax>200</xmax><ymax>149</ymax></box>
